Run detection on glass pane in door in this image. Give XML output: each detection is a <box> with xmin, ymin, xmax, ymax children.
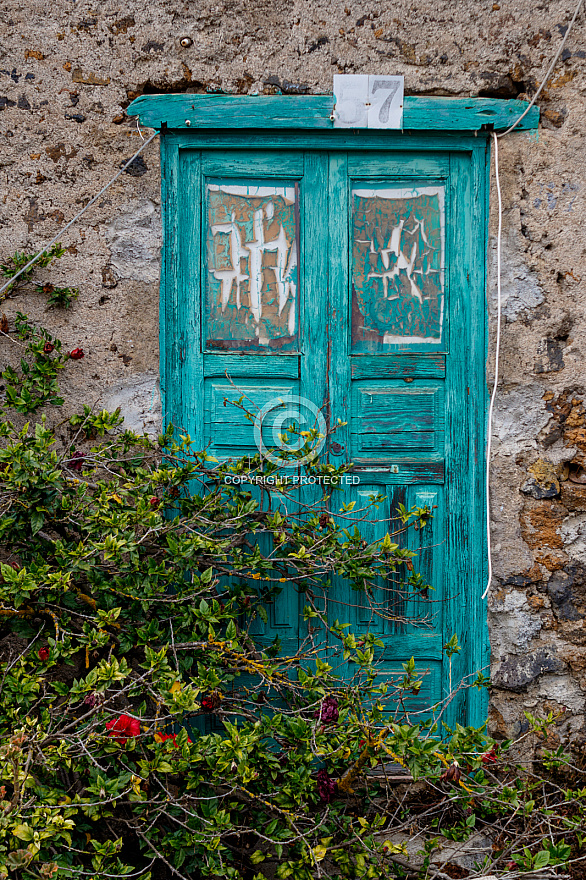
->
<box><xmin>205</xmin><ymin>181</ymin><xmax>299</xmax><ymax>352</ymax></box>
<box><xmin>351</xmin><ymin>185</ymin><xmax>445</xmax><ymax>352</ymax></box>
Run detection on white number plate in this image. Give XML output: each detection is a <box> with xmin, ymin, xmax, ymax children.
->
<box><xmin>333</xmin><ymin>74</ymin><xmax>404</xmax><ymax>129</ymax></box>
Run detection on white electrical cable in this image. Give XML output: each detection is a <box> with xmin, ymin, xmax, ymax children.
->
<box><xmin>483</xmin><ymin>0</ymin><xmax>584</xmax><ymax>600</ymax></box>
<box><xmin>482</xmin><ymin>132</ymin><xmax>502</xmax><ymax>601</ymax></box>
<box><xmin>0</xmin><ymin>128</ymin><xmax>159</xmax><ymax>298</ymax></box>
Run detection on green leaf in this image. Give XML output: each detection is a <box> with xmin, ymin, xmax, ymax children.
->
<box><xmin>30</xmin><ymin>509</ymin><xmax>45</xmax><ymax>535</ymax></box>
<box><xmin>12</xmin><ymin>824</ymin><xmax>34</xmax><ymax>841</ymax></box>
<box><xmin>534</xmin><ymin>851</ymin><xmax>550</xmax><ymax>870</ymax></box>
<box><xmin>312</xmin><ymin>845</ymin><xmax>327</xmax><ymax>862</ymax></box>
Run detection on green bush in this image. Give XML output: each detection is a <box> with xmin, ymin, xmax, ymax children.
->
<box><xmin>0</xmin><ymin>252</ymin><xmax>585</xmax><ymax>879</ymax></box>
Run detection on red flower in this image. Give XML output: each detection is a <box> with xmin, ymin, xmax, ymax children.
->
<box><xmin>106</xmin><ymin>713</ymin><xmax>140</xmax><ymax>745</ymax></box>
<box><xmin>43</xmin><ymin>342</ymin><xmax>55</xmax><ymax>354</ymax></box>
<box><xmin>481</xmin><ymin>747</ymin><xmax>498</xmax><ymax>765</ymax></box>
<box><xmin>38</xmin><ymin>646</ymin><xmax>50</xmax><ymax>661</ymax></box>
<box><xmin>149</xmin><ymin>497</ymin><xmax>160</xmax><ymax>508</ymax></box>
<box><xmin>201</xmin><ymin>691</ymin><xmax>222</xmax><ymax>713</ymax></box>
<box><xmin>154</xmin><ymin>732</ymin><xmax>192</xmax><ymax>747</ymax></box>
<box><xmin>69</xmin><ymin>348</ymin><xmax>84</xmax><ymax>360</ymax></box>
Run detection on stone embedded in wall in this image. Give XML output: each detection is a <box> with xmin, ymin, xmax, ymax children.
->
<box><xmin>488</xmin><ymin>588</ymin><xmax>543</xmax><ymax>659</ymax></box>
<box><xmin>543</xmin><ymin>392</ymin><xmax>586</xmax><ymax>463</ymax></box>
<box><xmin>547</xmin><ymin>567</ymin><xmax>581</xmax><ymax>621</ymax></box>
<box><xmin>71</xmin><ymin>68</ymin><xmax>111</xmax><ymax>86</ymax></box>
<box><xmin>520</xmin><ymin>458</ymin><xmax>563</xmax><ymax>499</ymax></box>
<box><xmin>488</xmin><ymin>230</ymin><xmax>545</xmax><ymax>322</ymax></box>
<box><xmin>99</xmin><ymin>372</ymin><xmax>161</xmax><ymax>437</ymax></box>
<box><xmin>560</xmin><ymin>514</ymin><xmax>586</xmax><ymax>565</ymax></box>
<box><xmin>492</xmin><ymin>384</ymin><xmax>552</xmax><ymax>456</ymax></box>
<box><xmin>534</xmin><ymin>336</ymin><xmax>565</xmax><ymax>374</ymax></box>
<box><xmin>121</xmin><ymin>155</ymin><xmax>148</xmax><ymax>177</ymax></box>
<box><xmin>104</xmin><ymin>199</ymin><xmax>162</xmax><ymax>285</ymax></box>
<box><xmin>492</xmin><ymin>648</ymin><xmax>565</xmax><ymax>692</ymax></box>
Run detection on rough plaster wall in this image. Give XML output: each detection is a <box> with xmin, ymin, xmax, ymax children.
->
<box><xmin>0</xmin><ymin>0</ymin><xmax>585</xmax><ymax>743</ymax></box>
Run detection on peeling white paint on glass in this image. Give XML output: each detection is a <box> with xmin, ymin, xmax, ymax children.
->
<box><xmin>352</xmin><ymin>186</ymin><xmax>445</xmax><ymax>350</ymax></box>
<box><xmin>206</xmin><ymin>183</ymin><xmax>298</xmax><ymax>350</ymax></box>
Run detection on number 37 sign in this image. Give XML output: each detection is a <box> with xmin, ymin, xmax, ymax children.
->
<box><xmin>333</xmin><ymin>75</ymin><xmax>404</xmax><ymax>129</ymax></box>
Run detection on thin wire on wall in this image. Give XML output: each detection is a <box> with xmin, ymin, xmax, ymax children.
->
<box><xmin>483</xmin><ymin>0</ymin><xmax>584</xmax><ymax>600</ymax></box>
<box><xmin>483</xmin><ymin>133</ymin><xmax>503</xmax><ymax>602</ymax></box>
<box><xmin>0</xmin><ymin>129</ymin><xmax>159</xmax><ymax>299</ymax></box>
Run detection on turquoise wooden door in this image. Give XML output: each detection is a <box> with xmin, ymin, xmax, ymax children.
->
<box><xmin>169</xmin><ymin>137</ymin><xmax>488</xmax><ymax>729</ymax></box>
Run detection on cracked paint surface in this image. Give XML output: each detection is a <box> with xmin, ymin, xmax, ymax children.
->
<box><xmin>206</xmin><ymin>183</ymin><xmax>298</xmax><ymax>351</ymax></box>
<box><xmin>351</xmin><ymin>187</ymin><xmax>445</xmax><ymax>351</ymax></box>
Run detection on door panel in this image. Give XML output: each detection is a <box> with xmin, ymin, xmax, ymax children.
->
<box><xmin>204</xmin><ymin>380</ymin><xmax>300</xmax><ymax>458</ymax></box>
<box><xmin>350</xmin><ymin>381</ymin><xmax>444</xmax><ymax>460</ymax></box>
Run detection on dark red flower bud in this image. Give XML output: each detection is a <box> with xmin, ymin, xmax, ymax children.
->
<box><xmin>9</xmin><ymin>561</ymin><xmax>19</xmax><ymax>571</ymax></box>
<box><xmin>38</xmin><ymin>646</ymin><xmax>50</xmax><ymax>661</ymax></box>
<box><xmin>84</xmin><ymin>692</ymin><xmax>98</xmax><ymax>708</ymax></box>
<box><xmin>43</xmin><ymin>342</ymin><xmax>55</xmax><ymax>354</ymax></box>
<box><xmin>201</xmin><ymin>691</ymin><xmax>222</xmax><ymax>712</ymax></box>
<box><xmin>69</xmin><ymin>451</ymin><xmax>85</xmax><ymax>471</ymax></box>
<box><xmin>314</xmin><ymin>695</ymin><xmax>339</xmax><ymax>725</ymax></box>
<box><xmin>69</xmin><ymin>348</ymin><xmax>84</xmax><ymax>360</ymax></box>
<box><xmin>149</xmin><ymin>497</ymin><xmax>160</xmax><ymax>507</ymax></box>
<box><xmin>316</xmin><ymin>769</ymin><xmax>337</xmax><ymax>803</ymax></box>
<box><xmin>319</xmin><ymin>513</ymin><xmax>330</xmax><ymax>528</ymax></box>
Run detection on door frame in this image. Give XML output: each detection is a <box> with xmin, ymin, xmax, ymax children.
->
<box><xmin>127</xmin><ymin>95</ymin><xmax>539</xmax><ymax>729</ymax></box>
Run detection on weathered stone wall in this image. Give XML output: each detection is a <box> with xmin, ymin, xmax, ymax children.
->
<box><xmin>1</xmin><ymin>0</ymin><xmax>585</xmax><ymax>743</ymax></box>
